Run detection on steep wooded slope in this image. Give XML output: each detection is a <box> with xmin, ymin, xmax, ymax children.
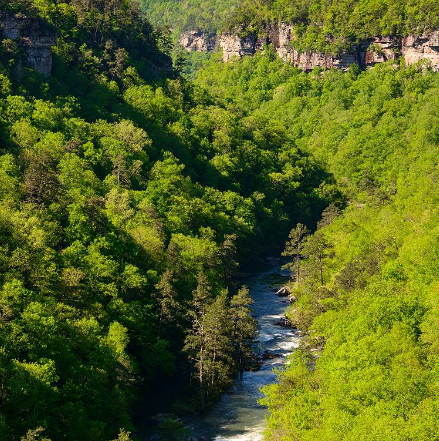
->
<box><xmin>0</xmin><ymin>2</ymin><xmax>330</xmax><ymax>440</ymax></box>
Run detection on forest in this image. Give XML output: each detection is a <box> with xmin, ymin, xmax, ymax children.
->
<box><xmin>0</xmin><ymin>0</ymin><xmax>331</xmax><ymax>440</ymax></box>
<box><xmin>138</xmin><ymin>0</ymin><xmax>236</xmax><ymax>36</ymax></box>
<box><xmin>3</xmin><ymin>0</ymin><xmax>439</xmax><ymax>440</ymax></box>
<box><xmin>141</xmin><ymin>0</ymin><xmax>439</xmax><ymax>53</ymax></box>
<box><xmin>197</xmin><ymin>51</ymin><xmax>439</xmax><ymax>440</ymax></box>
<box><xmin>227</xmin><ymin>0</ymin><xmax>439</xmax><ymax>52</ymax></box>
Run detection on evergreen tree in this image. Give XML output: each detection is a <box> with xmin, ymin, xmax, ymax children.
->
<box><xmin>204</xmin><ymin>291</ymin><xmax>234</xmax><ymax>397</ymax></box>
<box><xmin>184</xmin><ymin>273</ymin><xmax>212</xmax><ymax>411</ymax></box>
<box><xmin>230</xmin><ymin>286</ymin><xmax>257</xmax><ymax>379</ymax></box>
<box><xmin>282</xmin><ymin>223</ymin><xmax>310</xmax><ymax>283</ymax></box>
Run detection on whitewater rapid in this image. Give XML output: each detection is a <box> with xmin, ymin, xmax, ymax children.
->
<box><xmin>190</xmin><ymin>259</ymin><xmax>302</xmax><ymax>440</ymax></box>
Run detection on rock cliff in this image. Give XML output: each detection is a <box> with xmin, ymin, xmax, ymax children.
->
<box><xmin>179</xmin><ymin>30</ymin><xmax>217</xmax><ymax>52</ymax></box>
<box><xmin>215</xmin><ymin>24</ymin><xmax>439</xmax><ymax>72</ymax></box>
<box><xmin>219</xmin><ymin>33</ymin><xmax>256</xmax><ymax>61</ymax></box>
<box><xmin>402</xmin><ymin>32</ymin><xmax>439</xmax><ymax>69</ymax></box>
<box><xmin>0</xmin><ymin>13</ymin><xmax>57</xmax><ymax>76</ymax></box>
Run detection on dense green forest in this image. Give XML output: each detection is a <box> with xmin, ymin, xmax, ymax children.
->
<box><xmin>0</xmin><ymin>1</ymin><xmax>333</xmax><ymax>440</ymax></box>
<box><xmin>229</xmin><ymin>0</ymin><xmax>439</xmax><ymax>52</ymax></box>
<box><xmin>138</xmin><ymin>0</ymin><xmax>237</xmax><ymax>36</ymax></box>
<box><xmin>193</xmin><ymin>47</ymin><xmax>439</xmax><ymax>440</ymax></box>
<box><xmin>258</xmin><ymin>60</ymin><xmax>439</xmax><ymax>438</ymax></box>
<box><xmin>140</xmin><ymin>0</ymin><xmax>439</xmax><ymax>54</ymax></box>
<box><xmin>4</xmin><ymin>0</ymin><xmax>439</xmax><ymax>440</ymax></box>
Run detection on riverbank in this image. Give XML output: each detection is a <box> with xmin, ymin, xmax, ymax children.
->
<box><xmin>187</xmin><ymin>258</ymin><xmax>302</xmax><ymax>441</ymax></box>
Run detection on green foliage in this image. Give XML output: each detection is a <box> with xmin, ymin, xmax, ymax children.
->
<box><xmin>11</xmin><ymin>1</ymin><xmax>439</xmax><ymax>439</ymax></box>
<box><xmin>139</xmin><ymin>0</ymin><xmax>439</xmax><ymax>56</ymax></box>
<box><xmin>0</xmin><ymin>2</ymin><xmax>330</xmax><ymax>439</ymax></box>
<box><xmin>184</xmin><ymin>276</ymin><xmax>256</xmax><ymax>410</ymax></box>
<box><xmin>231</xmin><ymin>0</ymin><xmax>439</xmax><ymax>53</ymax></box>
<box><xmin>224</xmin><ymin>54</ymin><xmax>439</xmax><ymax>441</ymax></box>
<box><xmin>138</xmin><ymin>0</ymin><xmax>238</xmax><ymax>35</ymax></box>
<box><xmin>230</xmin><ymin>286</ymin><xmax>257</xmax><ymax>376</ymax></box>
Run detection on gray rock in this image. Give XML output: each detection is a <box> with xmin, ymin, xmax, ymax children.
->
<box><xmin>288</xmin><ymin>295</ymin><xmax>297</xmax><ymax>303</ymax></box>
<box><xmin>276</xmin><ymin>286</ymin><xmax>291</xmax><ymax>297</ymax></box>
<box><xmin>219</xmin><ymin>32</ymin><xmax>257</xmax><ymax>62</ymax></box>
<box><xmin>179</xmin><ymin>30</ymin><xmax>217</xmax><ymax>52</ymax></box>
<box><xmin>218</xmin><ymin>23</ymin><xmax>439</xmax><ymax>72</ymax></box>
<box><xmin>274</xmin><ymin>316</ymin><xmax>292</xmax><ymax>327</ymax></box>
<box><xmin>1</xmin><ymin>13</ymin><xmax>57</xmax><ymax>76</ymax></box>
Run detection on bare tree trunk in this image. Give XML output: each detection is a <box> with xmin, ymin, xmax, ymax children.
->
<box><xmin>199</xmin><ymin>344</ymin><xmax>205</xmax><ymax>412</ymax></box>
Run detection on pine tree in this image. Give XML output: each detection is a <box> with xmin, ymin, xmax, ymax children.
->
<box><xmin>155</xmin><ymin>270</ymin><xmax>181</xmax><ymax>339</ymax></box>
<box><xmin>230</xmin><ymin>286</ymin><xmax>257</xmax><ymax>379</ymax></box>
<box><xmin>184</xmin><ymin>273</ymin><xmax>212</xmax><ymax>411</ymax></box>
<box><xmin>302</xmin><ymin>231</ymin><xmax>333</xmax><ymax>286</ymax></box>
<box><xmin>204</xmin><ymin>291</ymin><xmax>234</xmax><ymax>396</ymax></box>
<box><xmin>282</xmin><ymin>223</ymin><xmax>310</xmax><ymax>283</ymax></box>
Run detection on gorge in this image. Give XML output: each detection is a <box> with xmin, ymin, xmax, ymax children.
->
<box><xmin>188</xmin><ymin>261</ymin><xmax>301</xmax><ymax>441</ymax></box>
<box><xmin>180</xmin><ymin>25</ymin><xmax>439</xmax><ymax>71</ymax></box>
<box><xmin>3</xmin><ymin>1</ymin><xmax>439</xmax><ymax>440</ymax></box>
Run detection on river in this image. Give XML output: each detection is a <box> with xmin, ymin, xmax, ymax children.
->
<box><xmin>189</xmin><ymin>258</ymin><xmax>303</xmax><ymax>441</ymax></box>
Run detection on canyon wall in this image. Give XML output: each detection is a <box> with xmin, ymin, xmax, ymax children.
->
<box><xmin>180</xmin><ymin>24</ymin><xmax>439</xmax><ymax>72</ymax></box>
<box><xmin>0</xmin><ymin>13</ymin><xmax>57</xmax><ymax>76</ymax></box>
<box><xmin>179</xmin><ymin>30</ymin><xmax>217</xmax><ymax>52</ymax></box>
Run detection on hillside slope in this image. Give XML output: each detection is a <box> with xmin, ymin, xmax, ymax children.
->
<box><xmin>139</xmin><ymin>0</ymin><xmax>238</xmax><ymax>35</ymax></box>
<box><xmin>0</xmin><ymin>1</ymin><xmax>331</xmax><ymax>440</ymax></box>
<box><xmin>230</xmin><ymin>0</ymin><xmax>439</xmax><ymax>53</ymax></box>
<box><xmin>194</xmin><ymin>40</ymin><xmax>439</xmax><ymax>441</ymax></box>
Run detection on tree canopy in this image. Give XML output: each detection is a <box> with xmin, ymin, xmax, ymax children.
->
<box><xmin>0</xmin><ymin>1</ymin><xmax>332</xmax><ymax>439</ymax></box>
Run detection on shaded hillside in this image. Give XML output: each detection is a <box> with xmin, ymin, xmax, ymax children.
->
<box><xmin>0</xmin><ymin>1</ymin><xmax>332</xmax><ymax>440</ymax></box>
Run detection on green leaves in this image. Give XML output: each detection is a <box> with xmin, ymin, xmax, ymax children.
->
<box><xmin>184</xmin><ymin>276</ymin><xmax>256</xmax><ymax>409</ymax></box>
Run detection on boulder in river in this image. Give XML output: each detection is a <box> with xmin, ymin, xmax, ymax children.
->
<box><xmin>275</xmin><ymin>286</ymin><xmax>291</xmax><ymax>297</ymax></box>
<box><xmin>288</xmin><ymin>295</ymin><xmax>297</xmax><ymax>303</ymax></box>
<box><xmin>262</xmin><ymin>350</ymin><xmax>278</xmax><ymax>360</ymax></box>
<box><xmin>274</xmin><ymin>316</ymin><xmax>292</xmax><ymax>327</ymax></box>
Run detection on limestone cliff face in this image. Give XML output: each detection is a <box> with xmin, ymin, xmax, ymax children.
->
<box><xmin>219</xmin><ymin>25</ymin><xmax>362</xmax><ymax>71</ymax></box>
<box><xmin>179</xmin><ymin>30</ymin><xmax>217</xmax><ymax>52</ymax></box>
<box><xmin>402</xmin><ymin>32</ymin><xmax>439</xmax><ymax>71</ymax></box>
<box><xmin>363</xmin><ymin>37</ymin><xmax>400</xmax><ymax>66</ymax></box>
<box><xmin>219</xmin><ymin>33</ymin><xmax>257</xmax><ymax>61</ymax></box>
<box><xmin>1</xmin><ymin>13</ymin><xmax>57</xmax><ymax>76</ymax></box>
<box><xmin>216</xmin><ymin>23</ymin><xmax>439</xmax><ymax>72</ymax></box>
<box><xmin>278</xmin><ymin>48</ymin><xmax>360</xmax><ymax>71</ymax></box>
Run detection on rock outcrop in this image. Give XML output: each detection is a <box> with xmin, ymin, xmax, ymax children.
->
<box><xmin>402</xmin><ymin>31</ymin><xmax>439</xmax><ymax>70</ymax></box>
<box><xmin>275</xmin><ymin>286</ymin><xmax>291</xmax><ymax>297</ymax></box>
<box><xmin>219</xmin><ymin>24</ymin><xmax>364</xmax><ymax>70</ymax></box>
<box><xmin>0</xmin><ymin>13</ymin><xmax>57</xmax><ymax>76</ymax></box>
<box><xmin>216</xmin><ymin>23</ymin><xmax>439</xmax><ymax>72</ymax></box>
<box><xmin>364</xmin><ymin>36</ymin><xmax>400</xmax><ymax>66</ymax></box>
<box><xmin>219</xmin><ymin>33</ymin><xmax>257</xmax><ymax>61</ymax></box>
<box><xmin>274</xmin><ymin>316</ymin><xmax>292</xmax><ymax>327</ymax></box>
<box><xmin>179</xmin><ymin>30</ymin><xmax>217</xmax><ymax>52</ymax></box>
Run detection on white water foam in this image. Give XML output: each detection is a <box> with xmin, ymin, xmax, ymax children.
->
<box><xmin>189</xmin><ymin>262</ymin><xmax>302</xmax><ymax>441</ymax></box>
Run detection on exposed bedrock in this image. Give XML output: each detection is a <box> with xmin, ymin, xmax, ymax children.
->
<box><xmin>182</xmin><ymin>23</ymin><xmax>439</xmax><ymax>72</ymax></box>
<box><xmin>1</xmin><ymin>12</ymin><xmax>57</xmax><ymax>76</ymax></box>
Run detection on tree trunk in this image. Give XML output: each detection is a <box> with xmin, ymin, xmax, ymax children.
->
<box><xmin>199</xmin><ymin>344</ymin><xmax>205</xmax><ymax>412</ymax></box>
